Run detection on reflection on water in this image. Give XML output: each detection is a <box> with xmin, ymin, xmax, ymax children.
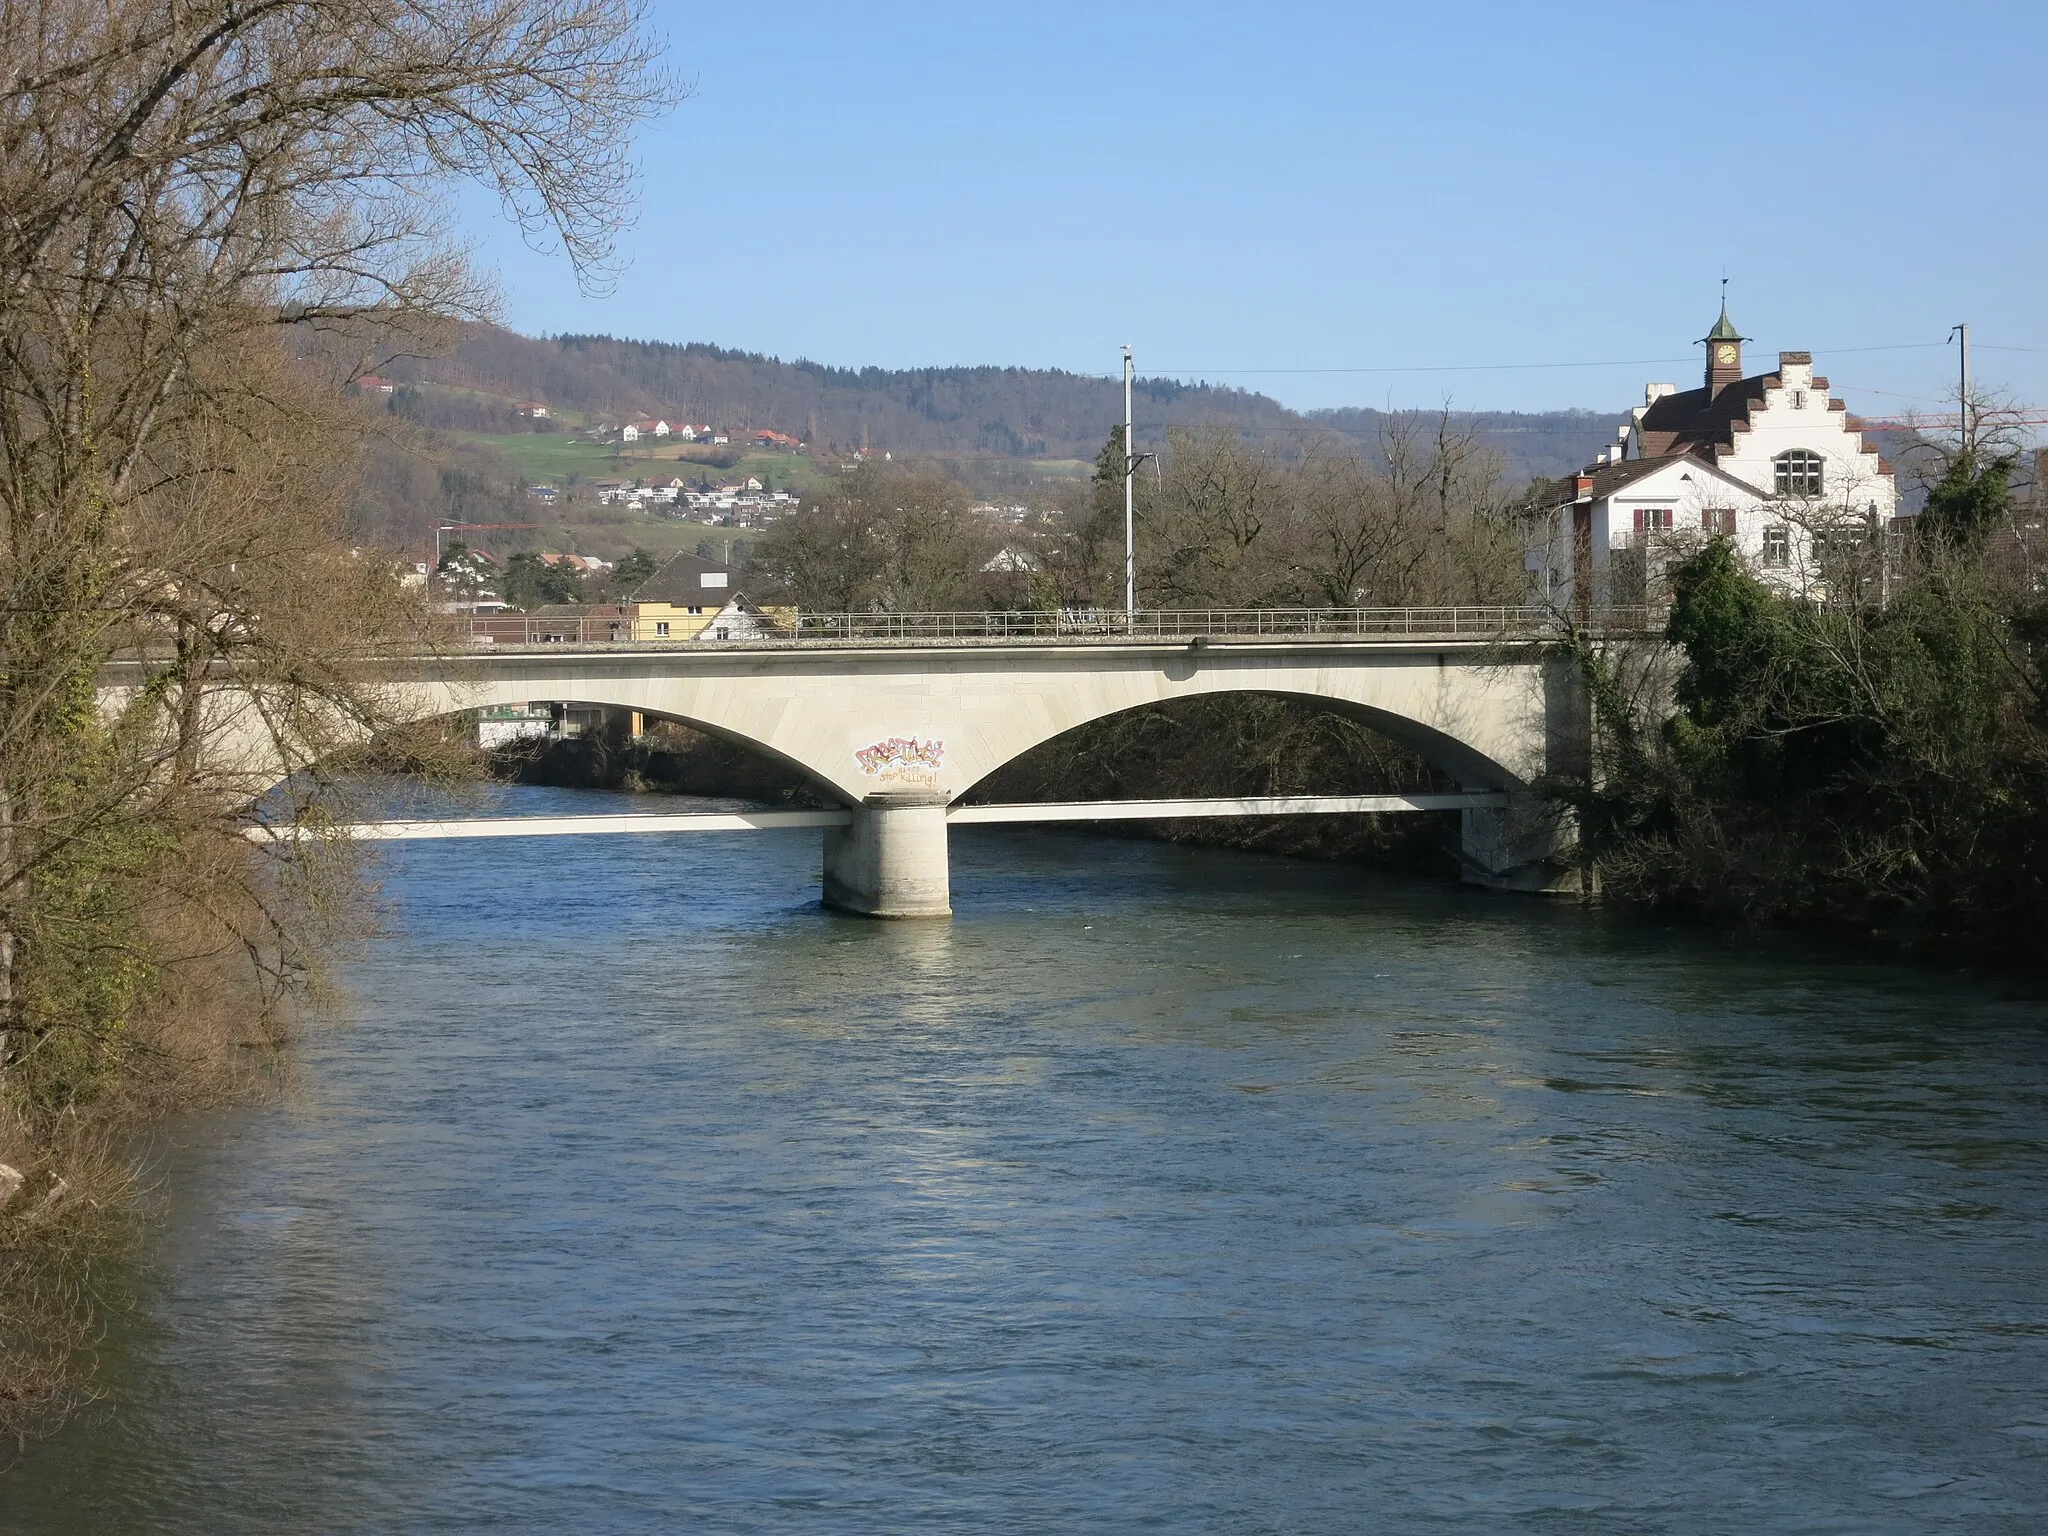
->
<box><xmin>5</xmin><ymin>785</ymin><xmax>2047</xmax><ymax>1533</ymax></box>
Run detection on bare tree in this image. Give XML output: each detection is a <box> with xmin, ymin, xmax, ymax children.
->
<box><xmin>0</xmin><ymin>0</ymin><xmax>667</xmax><ymax>1067</ymax></box>
<box><xmin>0</xmin><ymin>0</ymin><xmax>668</xmax><ymax>1433</ymax></box>
<box><xmin>753</xmin><ymin>463</ymin><xmax>1003</xmax><ymax>613</ymax></box>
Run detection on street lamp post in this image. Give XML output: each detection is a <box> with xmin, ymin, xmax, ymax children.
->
<box><xmin>1123</xmin><ymin>345</ymin><xmax>1135</xmax><ymax>622</ymax></box>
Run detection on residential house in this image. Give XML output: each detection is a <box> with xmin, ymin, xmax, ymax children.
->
<box><xmin>526</xmin><ymin>603</ymin><xmax>633</xmax><ymax>642</ymax></box>
<box><xmin>1525</xmin><ymin>305</ymin><xmax>1898</xmax><ymax>609</ymax></box>
<box><xmin>617</xmin><ymin>551</ymin><xmax>739</xmax><ymax>640</ymax></box>
<box><xmin>476</xmin><ymin>699</ymin><xmax>609</xmax><ymax>741</ymax></box>
<box><xmin>476</xmin><ymin>702</ymin><xmax>554</xmax><ymax>748</ymax></box>
<box><xmin>600</xmin><ymin>552</ymin><xmax>791</xmax><ymax>640</ymax></box>
<box><xmin>539</xmin><ymin>552</ymin><xmax>614</xmax><ymax>576</ymax></box>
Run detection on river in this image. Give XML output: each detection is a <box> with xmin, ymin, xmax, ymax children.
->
<box><xmin>5</xmin><ymin>784</ymin><xmax>2046</xmax><ymax>1533</ymax></box>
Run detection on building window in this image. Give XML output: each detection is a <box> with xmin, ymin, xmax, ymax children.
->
<box><xmin>1791</xmin><ymin>389</ymin><xmax>1808</xmax><ymax>410</ymax></box>
<box><xmin>1632</xmin><ymin>506</ymin><xmax>1674</xmax><ymax>532</ymax></box>
<box><xmin>1774</xmin><ymin>450</ymin><xmax>1824</xmax><ymax>496</ymax></box>
<box><xmin>1702</xmin><ymin>508</ymin><xmax>1737</xmax><ymax>535</ymax></box>
<box><xmin>1762</xmin><ymin>526</ymin><xmax>1791</xmax><ymax>567</ymax></box>
<box><xmin>655</xmin><ymin>620</ymin><xmax>670</xmax><ymax>637</ymax></box>
<box><xmin>687</xmin><ymin>605</ymin><xmax>703</xmax><ymax>615</ymax></box>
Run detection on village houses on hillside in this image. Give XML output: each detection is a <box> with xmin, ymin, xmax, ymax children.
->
<box><xmin>600</xmin><ymin>418</ymin><xmax>805</xmax><ymax>449</ymax></box>
<box><xmin>1526</xmin><ymin>305</ymin><xmax>1900</xmax><ymax>608</ymax></box>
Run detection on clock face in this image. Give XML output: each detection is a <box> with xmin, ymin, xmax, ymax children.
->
<box><xmin>1715</xmin><ymin>343</ymin><xmax>1738</xmax><ymax>366</ymax></box>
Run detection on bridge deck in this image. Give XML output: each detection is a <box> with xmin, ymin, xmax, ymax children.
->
<box><xmin>250</xmin><ymin>793</ymin><xmax>1508</xmax><ymax>843</ymax></box>
<box><xmin>458</xmin><ymin>604</ymin><xmax>1649</xmax><ymax>652</ymax></box>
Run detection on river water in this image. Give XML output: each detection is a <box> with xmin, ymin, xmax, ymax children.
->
<box><xmin>5</xmin><ymin>784</ymin><xmax>2047</xmax><ymax>1533</ymax></box>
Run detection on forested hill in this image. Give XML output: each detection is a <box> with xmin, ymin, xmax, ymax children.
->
<box><xmin>384</xmin><ymin>325</ymin><xmax>1618</xmax><ymax>484</ymax></box>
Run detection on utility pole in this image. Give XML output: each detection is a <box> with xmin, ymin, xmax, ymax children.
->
<box><xmin>1951</xmin><ymin>322</ymin><xmax>1972</xmax><ymax>453</ymax></box>
<box><xmin>1123</xmin><ymin>345</ymin><xmax>1136</xmax><ymax>621</ymax></box>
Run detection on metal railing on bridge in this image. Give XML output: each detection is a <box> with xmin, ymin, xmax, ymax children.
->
<box><xmin>464</xmin><ymin>605</ymin><xmax>1655</xmax><ymax>648</ymax></box>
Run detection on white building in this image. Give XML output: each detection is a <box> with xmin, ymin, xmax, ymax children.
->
<box><xmin>1528</xmin><ymin>306</ymin><xmax>1898</xmax><ymax>608</ymax></box>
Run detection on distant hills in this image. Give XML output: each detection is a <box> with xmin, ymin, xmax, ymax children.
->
<box><xmin>377</xmin><ymin>326</ymin><xmax>1622</xmax><ymax>489</ymax></box>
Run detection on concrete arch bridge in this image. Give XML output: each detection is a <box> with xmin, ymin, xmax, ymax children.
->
<box><xmin>139</xmin><ymin>614</ymin><xmax>1595</xmax><ymax>916</ymax></box>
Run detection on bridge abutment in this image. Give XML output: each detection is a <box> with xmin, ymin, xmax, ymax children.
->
<box><xmin>821</xmin><ymin>790</ymin><xmax>952</xmax><ymax>918</ymax></box>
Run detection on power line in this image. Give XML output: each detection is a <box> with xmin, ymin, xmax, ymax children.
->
<box><xmin>1830</xmin><ymin>382</ymin><xmax>1954</xmax><ymax>404</ymax></box>
<box><xmin>1142</xmin><ymin>356</ymin><xmax>1694</xmax><ymax>376</ymax></box>
<box><xmin>1118</xmin><ymin>340</ymin><xmax>1957</xmax><ymax>380</ymax></box>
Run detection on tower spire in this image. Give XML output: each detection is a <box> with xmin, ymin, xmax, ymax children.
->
<box><xmin>1701</xmin><ymin>283</ymin><xmax>1746</xmax><ymax>395</ymax></box>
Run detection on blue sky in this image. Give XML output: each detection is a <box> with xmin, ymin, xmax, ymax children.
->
<box><xmin>469</xmin><ymin>2</ymin><xmax>2048</xmax><ymax>418</ymax></box>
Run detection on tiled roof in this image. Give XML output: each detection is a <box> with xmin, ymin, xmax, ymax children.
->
<box><xmin>1636</xmin><ymin>374</ymin><xmax>1778</xmax><ymax>459</ymax></box>
<box><xmin>1528</xmin><ymin>453</ymin><xmax>1738</xmax><ymax>511</ymax></box>
<box><xmin>627</xmin><ymin>550</ymin><xmax>738</xmax><ymax>605</ymax></box>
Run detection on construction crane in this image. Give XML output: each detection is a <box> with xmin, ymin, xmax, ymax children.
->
<box><xmin>434</xmin><ymin>521</ymin><xmax>541</xmax><ymax>565</ymax></box>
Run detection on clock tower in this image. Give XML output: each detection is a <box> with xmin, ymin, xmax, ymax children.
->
<box><xmin>1702</xmin><ymin>299</ymin><xmax>1746</xmax><ymax>398</ymax></box>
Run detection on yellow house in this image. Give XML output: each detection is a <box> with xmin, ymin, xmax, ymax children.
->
<box><xmin>621</xmin><ymin>552</ymin><xmax>795</xmax><ymax>641</ymax></box>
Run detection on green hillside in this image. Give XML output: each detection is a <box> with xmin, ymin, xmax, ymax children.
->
<box><xmin>464</xmin><ymin>432</ymin><xmax>821</xmax><ymax>495</ymax></box>
<box><xmin>375</xmin><ymin>323</ymin><xmax>1618</xmax><ymax>486</ymax></box>
<box><xmin>345</xmin><ymin>324</ymin><xmax>1621</xmax><ymax>565</ymax></box>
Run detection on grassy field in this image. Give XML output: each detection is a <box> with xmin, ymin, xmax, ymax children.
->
<box><xmin>458</xmin><ymin>432</ymin><xmax>821</xmax><ymax>492</ymax></box>
<box><xmin>445</xmin><ymin>503</ymin><xmax>759</xmax><ymax>567</ymax></box>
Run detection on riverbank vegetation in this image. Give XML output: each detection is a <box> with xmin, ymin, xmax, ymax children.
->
<box><xmin>0</xmin><ymin>0</ymin><xmax>663</xmax><ymax>1442</ymax></box>
<box><xmin>1560</xmin><ymin>441</ymin><xmax>2048</xmax><ymax>963</ymax></box>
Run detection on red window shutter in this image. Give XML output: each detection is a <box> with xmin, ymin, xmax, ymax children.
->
<box><xmin>1634</xmin><ymin>507</ymin><xmax>1647</xmax><ymax>532</ymax></box>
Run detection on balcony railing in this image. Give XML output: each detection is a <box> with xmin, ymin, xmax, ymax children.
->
<box><xmin>461</xmin><ymin>606</ymin><xmax>1657</xmax><ymax>648</ymax></box>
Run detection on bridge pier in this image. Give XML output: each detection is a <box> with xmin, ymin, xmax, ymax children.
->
<box><xmin>1458</xmin><ymin>796</ymin><xmax>1585</xmax><ymax>895</ymax></box>
<box><xmin>821</xmin><ymin>789</ymin><xmax>952</xmax><ymax>918</ymax></box>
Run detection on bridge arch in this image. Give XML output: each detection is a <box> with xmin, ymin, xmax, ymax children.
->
<box><xmin>950</xmin><ymin>682</ymin><xmax>1522</xmax><ymax>802</ymax></box>
<box><xmin>396</xmin><ymin>679</ymin><xmax>855</xmax><ymax>803</ymax></box>
<box><xmin>924</xmin><ymin>647</ymin><xmax>1559</xmax><ymax>807</ymax></box>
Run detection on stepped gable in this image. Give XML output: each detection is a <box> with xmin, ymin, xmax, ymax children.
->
<box><xmin>1634</xmin><ymin>343</ymin><xmax>1883</xmax><ymax>472</ymax></box>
